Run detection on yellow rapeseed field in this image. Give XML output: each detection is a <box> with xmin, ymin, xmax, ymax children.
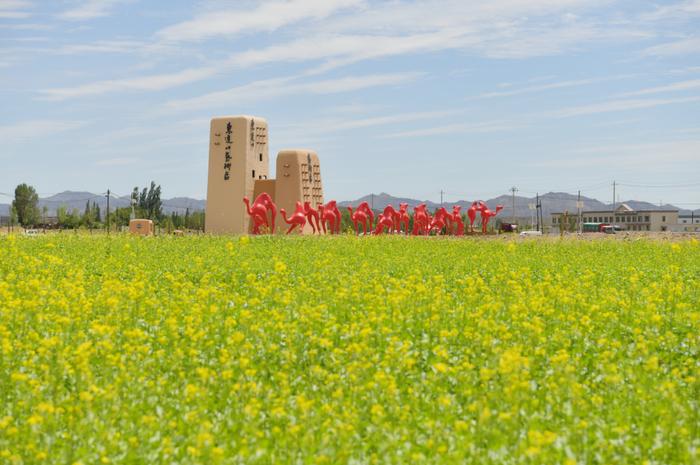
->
<box><xmin>0</xmin><ymin>234</ymin><xmax>698</xmax><ymax>464</ymax></box>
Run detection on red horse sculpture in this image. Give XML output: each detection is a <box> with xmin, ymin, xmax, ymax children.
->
<box><xmin>280</xmin><ymin>201</ymin><xmax>307</xmax><ymax>235</ymax></box>
<box><xmin>480</xmin><ymin>203</ymin><xmax>504</xmax><ymax>233</ymax></box>
<box><xmin>303</xmin><ymin>201</ymin><xmax>320</xmax><ymax>234</ymax></box>
<box><xmin>412</xmin><ymin>203</ymin><xmax>430</xmax><ymax>235</ymax></box>
<box><xmin>348</xmin><ymin>206</ymin><xmax>370</xmax><ymax>235</ymax></box>
<box><xmin>243</xmin><ymin>193</ymin><xmax>277</xmax><ymax>234</ymax></box>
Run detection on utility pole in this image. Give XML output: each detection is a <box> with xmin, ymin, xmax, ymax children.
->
<box><xmin>577</xmin><ymin>190</ymin><xmax>583</xmax><ymax>234</ymax></box>
<box><xmin>612</xmin><ymin>180</ymin><xmax>616</xmax><ymax>215</ymax></box>
<box><xmin>370</xmin><ymin>193</ymin><xmax>374</xmax><ymax>210</ymax></box>
<box><xmin>440</xmin><ymin>190</ymin><xmax>444</xmax><ymax>207</ymax></box>
<box><xmin>106</xmin><ymin>189</ymin><xmax>110</xmax><ymax>234</ymax></box>
<box><xmin>536</xmin><ymin>193</ymin><xmax>540</xmax><ymax>232</ymax></box>
<box><xmin>510</xmin><ymin>186</ymin><xmax>517</xmax><ymax>224</ymax></box>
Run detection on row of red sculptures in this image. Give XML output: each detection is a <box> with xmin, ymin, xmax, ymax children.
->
<box><xmin>243</xmin><ymin>193</ymin><xmax>503</xmax><ymax>235</ymax></box>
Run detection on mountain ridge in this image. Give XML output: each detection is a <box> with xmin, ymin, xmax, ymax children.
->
<box><xmin>0</xmin><ymin>190</ymin><xmax>696</xmax><ymax>218</ymax></box>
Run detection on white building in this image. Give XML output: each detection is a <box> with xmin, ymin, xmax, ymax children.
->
<box><xmin>678</xmin><ymin>213</ymin><xmax>700</xmax><ymax>232</ymax></box>
<box><xmin>551</xmin><ymin>203</ymin><xmax>678</xmax><ymax>232</ymax></box>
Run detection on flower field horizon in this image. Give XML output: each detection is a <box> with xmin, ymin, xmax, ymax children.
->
<box><xmin>1</xmin><ymin>234</ymin><xmax>698</xmax><ymax>464</ymax></box>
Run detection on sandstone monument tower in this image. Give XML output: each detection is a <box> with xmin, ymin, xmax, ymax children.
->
<box><xmin>205</xmin><ymin>116</ymin><xmax>269</xmax><ymax>234</ymax></box>
<box><xmin>275</xmin><ymin>150</ymin><xmax>324</xmax><ymax>234</ymax></box>
<box><xmin>205</xmin><ymin>116</ymin><xmax>324</xmax><ymax>234</ymax></box>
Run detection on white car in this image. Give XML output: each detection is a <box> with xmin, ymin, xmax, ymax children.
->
<box><xmin>23</xmin><ymin>229</ymin><xmax>42</xmax><ymax>236</ymax></box>
<box><xmin>519</xmin><ymin>230</ymin><xmax>543</xmax><ymax>237</ymax></box>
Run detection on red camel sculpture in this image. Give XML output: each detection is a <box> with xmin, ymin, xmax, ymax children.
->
<box><xmin>480</xmin><ymin>203</ymin><xmax>504</xmax><ymax>233</ymax></box>
<box><xmin>467</xmin><ymin>201</ymin><xmax>482</xmax><ymax>233</ymax></box>
<box><xmin>254</xmin><ymin>192</ymin><xmax>276</xmax><ymax>234</ymax></box>
<box><xmin>243</xmin><ymin>196</ymin><xmax>271</xmax><ymax>234</ymax></box>
<box><xmin>382</xmin><ymin>205</ymin><xmax>399</xmax><ymax>233</ymax></box>
<box><xmin>429</xmin><ymin>207</ymin><xmax>450</xmax><ymax>235</ymax></box>
<box><xmin>318</xmin><ymin>201</ymin><xmax>341</xmax><ymax>234</ymax></box>
<box><xmin>356</xmin><ymin>201</ymin><xmax>374</xmax><ymax>230</ymax></box>
<box><xmin>450</xmin><ymin>205</ymin><xmax>465</xmax><ymax>235</ymax></box>
<box><xmin>398</xmin><ymin>203</ymin><xmax>410</xmax><ymax>234</ymax></box>
<box><xmin>412</xmin><ymin>204</ymin><xmax>430</xmax><ymax>235</ymax></box>
<box><xmin>374</xmin><ymin>213</ymin><xmax>395</xmax><ymax>235</ymax></box>
<box><xmin>304</xmin><ymin>201</ymin><xmax>320</xmax><ymax>234</ymax></box>
<box><xmin>280</xmin><ymin>201</ymin><xmax>307</xmax><ymax>235</ymax></box>
<box><xmin>348</xmin><ymin>206</ymin><xmax>370</xmax><ymax>235</ymax></box>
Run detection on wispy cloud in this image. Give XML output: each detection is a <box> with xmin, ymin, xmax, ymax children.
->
<box><xmin>548</xmin><ymin>95</ymin><xmax>700</xmax><ymax>118</ymax></box>
<box><xmin>0</xmin><ymin>119</ymin><xmax>85</xmax><ymax>143</ymax></box>
<box><xmin>40</xmin><ymin>67</ymin><xmax>218</xmax><ymax>101</ymax></box>
<box><xmin>0</xmin><ymin>0</ymin><xmax>32</xmax><ymax>18</ymax></box>
<box><xmin>468</xmin><ymin>75</ymin><xmax>633</xmax><ymax>100</ymax></box>
<box><xmin>640</xmin><ymin>0</ymin><xmax>700</xmax><ymax>21</ymax></box>
<box><xmin>165</xmin><ymin>72</ymin><xmax>424</xmax><ymax>111</ymax></box>
<box><xmin>536</xmin><ymin>139</ymin><xmax>700</xmax><ymax>168</ymax></box>
<box><xmin>383</xmin><ymin>120</ymin><xmax>522</xmax><ymax>138</ymax></box>
<box><xmin>156</xmin><ymin>0</ymin><xmax>364</xmax><ymax>42</ymax></box>
<box><xmin>58</xmin><ymin>0</ymin><xmax>130</xmax><ymax>21</ymax></box>
<box><xmin>619</xmin><ymin>79</ymin><xmax>700</xmax><ymax>97</ymax></box>
<box><xmin>276</xmin><ymin>110</ymin><xmax>459</xmax><ymax>140</ymax></box>
<box><xmin>641</xmin><ymin>37</ymin><xmax>700</xmax><ymax>57</ymax></box>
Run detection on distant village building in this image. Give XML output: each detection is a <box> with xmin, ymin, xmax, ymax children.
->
<box><xmin>678</xmin><ymin>213</ymin><xmax>700</xmax><ymax>232</ymax></box>
<box><xmin>551</xmin><ymin>203</ymin><xmax>679</xmax><ymax>232</ymax></box>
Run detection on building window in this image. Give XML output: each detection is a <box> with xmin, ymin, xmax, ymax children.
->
<box><xmin>662</xmin><ymin>216</ymin><xmax>666</xmax><ymax>222</ymax></box>
<box><xmin>645</xmin><ymin>216</ymin><xmax>649</xmax><ymax>222</ymax></box>
<box><xmin>252</xmin><ymin>169</ymin><xmax>255</xmax><ymax>178</ymax></box>
<box><xmin>259</xmin><ymin>153</ymin><xmax>263</xmax><ymax>162</ymax></box>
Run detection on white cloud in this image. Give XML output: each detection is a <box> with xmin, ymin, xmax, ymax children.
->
<box><xmin>619</xmin><ymin>79</ymin><xmax>700</xmax><ymax>97</ymax></box>
<box><xmin>549</xmin><ymin>95</ymin><xmax>700</xmax><ymax>118</ymax></box>
<box><xmin>640</xmin><ymin>0</ymin><xmax>700</xmax><ymax>21</ymax></box>
<box><xmin>276</xmin><ymin>110</ymin><xmax>459</xmax><ymax>139</ymax></box>
<box><xmin>537</xmin><ymin>139</ymin><xmax>700</xmax><ymax>168</ymax></box>
<box><xmin>0</xmin><ymin>0</ymin><xmax>32</xmax><ymax>18</ymax></box>
<box><xmin>165</xmin><ymin>72</ymin><xmax>424</xmax><ymax>111</ymax></box>
<box><xmin>641</xmin><ymin>37</ymin><xmax>700</xmax><ymax>57</ymax></box>
<box><xmin>383</xmin><ymin>120</ymin><xmax>522</xmax><ymax>138</ymax></box>
<box><xmin>156</xmin><ymin>0</ymin><xmax>364</xmax><ymax>42</ymax></box>
<box><xmin>0</xmin><ymin>119</ymin><xmax>85</xmax><ymax>143</ymax></box>
<box><xmin>58</xmin><ymin>0</ymin><xmax>130</xmax><ymax>21</ymax></box>
<box><xmin>469</xmin><ymin>75</ymin><xmax>633</xmax><ymax>99</ymax></box>
<box><xmin>40</xmin><ymin>67</ymin><xmax>218</xmax><ymax>100</ymax></box>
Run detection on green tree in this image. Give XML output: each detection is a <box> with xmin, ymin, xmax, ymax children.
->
<box><xmin>133</xmin><ymin>181</ymin><xmax>162</xmax><ymax>221</ymax></box>
<box><xmin>12</xmin><ymin>183</ymin><xmax>40</xmax><ymax>227</ymax></box>
<box><xmin>57</xmin><ymin>206</ymin><xmax>68</xmax><ymax>228</ymax></box>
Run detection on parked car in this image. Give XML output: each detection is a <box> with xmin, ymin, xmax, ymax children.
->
<box><xmin>519</xmin><ymin>230</ymin><xmax>543</xmax><ymax>237</ymax></box>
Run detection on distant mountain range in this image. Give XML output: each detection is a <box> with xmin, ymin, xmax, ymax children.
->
<box><xmin>0</xmin><ymin>190</ymin><xmax>696</xmax><ymax>218</ymax></box>
<box><xmin>0</xmin><ymin>191</ymin><xmax>206</xmax><ymax>216</ymax></box>
<box><xmin>338</xmin><ymin>192</ymin><xmax>697</xmax><ymax>219</ymax></box>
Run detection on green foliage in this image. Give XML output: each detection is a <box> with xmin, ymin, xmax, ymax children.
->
<box><xmin>12</xmin><ymin>183</ymin><xmax>40</xmax><ymax>227</ymax></box>
<box><xmin>132</xmin><ymin>181</ymin><xmax>162</xmax><ymax>221</ymax></box>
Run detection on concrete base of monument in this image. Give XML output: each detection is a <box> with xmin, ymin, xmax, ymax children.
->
<box><xmin>129</xmin><ymin>219</ymin><xmax>154</xmax><ymax>236</ymax></box>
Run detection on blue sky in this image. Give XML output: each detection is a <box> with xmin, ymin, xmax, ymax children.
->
<box><xmin>1</xmin><ymin>0</ymin><xmax>699</xmax><ymax>206</ymax></box>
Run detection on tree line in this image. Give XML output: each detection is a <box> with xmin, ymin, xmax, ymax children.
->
<box><xmin>6</xmin><ymin>182</ymin><xmax>205</xmax><ymax>231</ymax></box>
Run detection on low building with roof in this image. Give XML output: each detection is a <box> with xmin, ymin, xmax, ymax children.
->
<box><xmin>551</xmin><ymin>203</ymin><xmax>678</xmax><ymax>232</ymax></box>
